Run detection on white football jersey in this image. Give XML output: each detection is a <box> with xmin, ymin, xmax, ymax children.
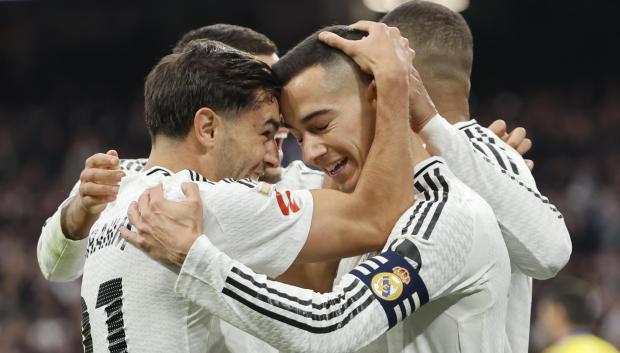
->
<box><xmin>79</xmin><ymin>166</ymin><xmax>313</xmax><ymax>352</ymax></box>
<box><xmin>420</xmin><ymin>117</ymin><xmax>570</xmax><ymax>353</ymax></box>
<box><xmin>173</xmin><ymin>157</ymin><xmax>512</xmax><ymax>353</ymax></box>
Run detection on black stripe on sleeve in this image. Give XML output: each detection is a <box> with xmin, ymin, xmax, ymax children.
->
<box><xmin>230</xmin><ymin>267</ymin><xmax>360</xmax><ymax>310</ymax></box>
<box><xmin>222</xmin><ymin>287</ymin><xmax>376</xmax><ymax>334</ymax></box>
<box><xmin>225</xmin><ymin>277</ymin><xmax>369</xmax><ymax>321</ymax></box>
<box><xmin>421</xmin><ymin>170</ymin><xmax>449</xmax><ymax>240</ymax></box>
<box><xmin>458</xmin><ymin>121</ymin><xmax>478</xmax><ymax>131</ymax></box>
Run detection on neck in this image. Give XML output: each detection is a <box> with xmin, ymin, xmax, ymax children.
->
<box><xmin>425</xmin><ymin>80</ymin><xmax>470</xmax><ymax>124</ymax></box>
<box><xmin>144</xmin><ymin>135</ymin><xmax>218</xmax><ymax>180</ymax></box>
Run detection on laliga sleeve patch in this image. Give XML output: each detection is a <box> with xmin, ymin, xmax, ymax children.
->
<box><xmin>350</xmin><ymin>251</ymin><xmax>429</xmax><ymax>328</ymax></box>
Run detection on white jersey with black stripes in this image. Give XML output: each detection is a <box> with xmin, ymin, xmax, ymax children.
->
<box><xmin>79</xmin><ymin>166</ymin><xmax>314</xmax><ymax>353</ymax></box>
<box><xmin>419</xmin><ymin>116</ymin><xmax>571</xmax><ymax>353</ymax></box>
<box><xmin>173</xmin><ymin>157</ymin><xmax>511</xmax><ymax>353</ymax></box>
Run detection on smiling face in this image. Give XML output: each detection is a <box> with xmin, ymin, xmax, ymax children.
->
<box><xmin>281</xmin><ymin>63</ymin><xmax>375</xmax><ymax>192</ymax></box>
<box><xmin>212</xmin><ymin>99</ymin><xmax>281</xmax><ymax>181</ymax></box>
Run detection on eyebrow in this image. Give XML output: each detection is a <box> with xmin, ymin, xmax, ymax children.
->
<box><xmin>301</xmin><ymin>109</ymin><xmax>332</xmax><ymax>124</ymax></box>
<box><xmin>264</xmin><ymin>116</ymin><xmax>281</xmax><ymax>130</ymax></box>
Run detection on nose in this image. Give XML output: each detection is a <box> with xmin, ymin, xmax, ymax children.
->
<box><xmin>263</xmin><ymin>138</ymin><xmax>280</xmax><ymax>169</ymax></box>
<box><xmin>301</xmin><ymin>134</ymin><xmax>327</xmax><ymax>167</ymax></box>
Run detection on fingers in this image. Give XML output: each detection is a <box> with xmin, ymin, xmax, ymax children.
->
<box><xmin>127</xmin><ymin>201</ymin><xmax>146</xmax><ymax>233</ymax></box>
<box><xmin>318</xmin><ymin>31</ymin><xmax>355</xmax><ymax>55</ymax></box>
<box><xmin>181</xmin><ymin>182</ymin><xmax>200</xmax><ymax>201</ymax></box>
<box><xmin>79</xmin><ymin>182</ymin><xmax>119</xmax><ymax>198</ymax></box>
<box><xmin>85</xmin><ymin>152</ymin><xmax>120</xmax><ymax>169</ymax></box>
<box><xmin>120</xmin><ymin>226</ymin><xmax>147</xmax><ymax>251</ymax></box>
<box><xmin>516</xmin><ymin>138</ymin><xmax>532</xmax><ymax>155</ymax></box>
<box><xmin>80</xmin><ymin>167</ymin><xmax>124</xmax><ymax>186</ymax></box>
<box><xmin>488</xmin><ymin>120</ymin><xmax>508</xmax><ymax>139</ymax></box>
<box><xmin>348</xmin><ymin>20</ymin><xmax>377</xmax><ymax>32</ymax></box>
<box><xmin>506</xmin><ymin>127</ymin><xmax>526</xmax><ymax>149</ymax></box>
<box><xmin>148</xmin><ymin>184</ymin><xmax>165</xmax><ymax>204</ymax></box>
<box><xmin>106</xmin><ymin>149</ymin><xmax>119</xmax><ymax>159</ymax></box>
<box><xmin>525</xmin><ymin>159</ymin><xmax>534</xmax><ymax>171</ymax></box>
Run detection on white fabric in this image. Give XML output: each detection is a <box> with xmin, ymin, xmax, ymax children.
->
<box><xmin>419</xmin><ymin>116</ymin><xmax>571</xmax><ymax>353</ymax></box>
<box><xmin>278</xmin><ymin>160</ymin><xmax>324</xmax><ymax>190</ymax></box>
<box><xmin>37</xmin><ymin>158</ymin><xmax>147</xmax><ymax>282</ymax></box>
<box><xmin>79</xmin><ymin>167</ymin><xmax>313</xmax><ymax>352</ymax></box>
<box><xmin>175</xmin><ymin>158</ymin><xmax>511</xmax><ymax>353</ymax></box>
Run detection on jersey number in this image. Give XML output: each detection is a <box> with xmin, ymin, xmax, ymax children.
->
<box><xmin>80</xmin><ymin>277</ymin><xmax>128</xmax><ymax>353</ymax></box>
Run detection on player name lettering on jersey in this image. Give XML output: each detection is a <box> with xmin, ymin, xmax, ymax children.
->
<box><xmin>86</xmin><ymin>215</ymin><xmax>129</xmax><ymax>257</ymax></box>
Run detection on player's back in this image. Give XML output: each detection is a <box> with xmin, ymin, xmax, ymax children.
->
<box><xmin>80</xmin><ymin>168</ymin><xmax>210</xmax><ymax>352</ymax></box>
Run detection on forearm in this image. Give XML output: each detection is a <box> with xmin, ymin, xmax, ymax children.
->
<box><xmin>61</xmin><ymin>196</ymin><xmax>101</xmax><ymax>240</ymax></box>
<box><xmin>176</xmin><ymin>236</ymin><xmax>396</xmax><ymax>353</ymax></box>
<box><xmin>354</xmin><ymin>74</ymin><xmax>414</xmax><ymax>229</ymax></box>
<box><xmin>276</xmin><ymin>261</ymin><xmax>339</xmax><ymax>293</ymax></box>
<box><xmin>419</xmin><ymin>116</ymin><xmax>571</xmax><ymax>278</ymax></box>
<box><xmin>37</xmin><ymin>201</ymin><xmax>88</xmax><ymax>281</ymax></box>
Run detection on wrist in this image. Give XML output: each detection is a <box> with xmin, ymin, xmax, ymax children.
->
<box><xmin>61</xmin><ymin>197</ymin><xmax>99</xmax><ymax>240</ymax></box>
<box><xmin>411</xmin><ymin>110</ymin><xmax>439</xmax><ymax>133</ymax></box>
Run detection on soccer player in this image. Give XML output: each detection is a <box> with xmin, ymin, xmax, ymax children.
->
<box><xmin>123</xmin><ymin>22</ymin><xmax>511</xmax><ymax>353</ymax></box>
<box><xmin>35</xmin><ymin>24</ymin><xmax>317</xmax><ymax>353</ymax></box>
<box><xmin>380</xmin><ymin>2</ymin><xmax>571</xmax><ymax>352</ymax></box>
<box><xmin>47</xmin><ymin>23</ymin><xmax>420</xmax><ymax>352</ymax></box>
<box><xmin>37</xmin><ymin>24</ymin><xmax>321</xmax><ymax>283</ymax></box>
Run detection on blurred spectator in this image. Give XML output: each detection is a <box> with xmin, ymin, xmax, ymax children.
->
<box><xmin>536</xmin><ymin>279</ymin><xmax>619</xmax><ymax>353</ymax></box>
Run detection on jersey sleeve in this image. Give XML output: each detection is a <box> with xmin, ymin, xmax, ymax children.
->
<box><xmin>37</xmin><ymin>180</ymin><xmax>88</xmax><ymax>282</ymax></box>
<box><xmin>37</xmin><ymin>158</ymin><xmax>148</xmax><ymax>282</ymax></box>
<box><xmin>194</xmin><ymin>179</ymin><xmax>314</xmax><ymax>278</ymax></box>
<box><xmin>173</xmin><ymin>179</ymin><xmax>499</xmax><ymax>353</ymax></box>
<box><xmin>419</xmin><ymin>116</ymin><xmax>572</xmax><ymax>279</ymax></box>
<box><xmin>175</xmin><ymin>235</ymin><xmax>427</xmax><ymax>353</ymax></box>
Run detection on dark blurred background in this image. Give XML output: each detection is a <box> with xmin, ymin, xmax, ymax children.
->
<box><xmin>0</xmin><ymin>0</ymin><xmax>618</xmax><ymax>352</ymax></box>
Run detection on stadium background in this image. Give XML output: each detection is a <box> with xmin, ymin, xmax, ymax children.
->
<box><xmin>0</xmin><ymin>0</ymin><xmax>618</xmax><ymax>351</ymax></box>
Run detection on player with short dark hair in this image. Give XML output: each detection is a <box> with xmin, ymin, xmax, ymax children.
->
<box><xmin>123</xmin><ymin>23</ymin><xmax>512</xmax><ymax>353</ymax></box>
<box><xmin>379</xmin><ymin>2</ymin><xmax>571</xmax><ymax>352</ymax></box>
<box><xmin>40</xmin><ymin>23</ymin><xmax>421</xmax><ymax>352</ymax></box>
<box><xmin>173</xmin><ymin>23</ymin><xmax>278</xmax><ymax>58</ymax></box>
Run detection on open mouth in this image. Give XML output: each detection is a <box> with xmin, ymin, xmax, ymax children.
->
<box><xmin>325</xmin><ymin>157</ymin><xmax>348</xmax><ymax>177</ymax></box>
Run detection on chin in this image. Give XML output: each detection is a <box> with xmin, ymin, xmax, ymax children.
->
<box><xmin>258</xmin><ymin>171</ymin><xmax>282</xmax><ymax>184</ymax></box>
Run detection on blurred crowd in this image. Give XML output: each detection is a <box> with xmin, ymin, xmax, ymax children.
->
<box><xmin>0</xmin><ymin>81</ymin><xmax>618</xmax><ymax>351</ymax></box>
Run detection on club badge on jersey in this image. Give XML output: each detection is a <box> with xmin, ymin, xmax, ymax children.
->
<box><xmin>351</xmin><ymin>251</ymin><xmax>429</xmax><ymax>328</ymax></box>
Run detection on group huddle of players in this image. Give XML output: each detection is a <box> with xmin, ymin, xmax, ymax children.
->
<box><xmin>36</xmin><ymin>1</ymin><xmax>572</xmax><ymax>352</ymax></box>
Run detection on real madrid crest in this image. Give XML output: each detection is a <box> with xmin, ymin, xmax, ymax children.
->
<box><xmin>370</xmin><ymin>272</ymin><xmax>404</xmax><ymax>301</ymax></box>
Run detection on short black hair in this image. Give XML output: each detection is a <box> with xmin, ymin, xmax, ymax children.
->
<box><xmin>173</xmin><ymin>24</ymin><xmax>278</xmax><ymax>55</ymax></box>
<box><xmin>381</xmin><ymin>0</ymin><xmax>473</xmax><ymax>79</ymax></box>
<box><xmin>145</xmin><ymin>40</ymin><xmax>280</xmax><ymax>140</ymax></box>
<box><xmin>272</xmin><ymin>25</ymin><xmax>367</xmax><ymax>86</ymax></box>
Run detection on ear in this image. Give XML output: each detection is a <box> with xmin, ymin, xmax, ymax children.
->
<box><xmin>365</xmin><ymin>79</ymin><xmax>377</xmax><ymax>111</ymax></box>
<box><xmin>193</xmin><ymin>107</ymin><xmax>222</xmax><ymax>149</ymax></box>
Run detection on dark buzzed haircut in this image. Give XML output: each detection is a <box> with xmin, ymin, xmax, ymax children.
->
<box><xmin>145</xmin><ymin>40</ymin><xmax>280</xmax><ymax>140</ymax></box>
<box><xmin>173</xmin><ymin>24</ymin><xmax>279</xmax><ymax>55</ymax></box>
<box><xmin>272</xmin><ymin>25</ymin><xmax>367</xmax><ymax>86</ymax></box>
<box><xmin>381</xmin><ymin>0</ymin><xmax>473</xmax><ymax>80</ymax></box>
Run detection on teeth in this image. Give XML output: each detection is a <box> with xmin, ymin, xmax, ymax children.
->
<box><xmin>327</xmin><ymin>158</ymin><xmax>346</xmax><ymax>176</ymax></box>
